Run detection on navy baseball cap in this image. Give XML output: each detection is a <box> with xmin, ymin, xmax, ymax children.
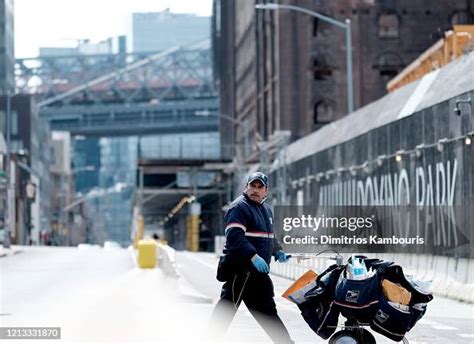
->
<box><xmin>247</xmin><ymin>172</ymin><xmax>268</xmax><ymax>187</ymax></box>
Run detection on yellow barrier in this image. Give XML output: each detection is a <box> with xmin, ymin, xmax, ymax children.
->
<box><xmin>137</xmin><ymin>239</ymin><xmax>157</xmax><ymax>268</ymax></box>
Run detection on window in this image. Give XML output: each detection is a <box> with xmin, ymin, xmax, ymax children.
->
<box><xmin>311</xmin><ymin>13</ymin><xmax>331</xmax><ymax>36</ymax></box>
<box><xmin>313</xmin><ymin>58</ymin><xmax>333</xmax><ymax>80</ymax></box>
<box><xmin>374</xmin><ymin>52</ymin><xmax>403</xmax><ymax>80</ymax></box>
<box><xmin>313</xmin><ymin>18</ymin><xmax>319</xmax><ymax>37</ymax></box>
<box><xmin>378</xmin><ymin>12</ymin><xmax>399</xmax><ymax>38</ymax></box>
<box><xmin>314</xmin><ymin>101</ymin><xmax>334</xmax><ymax>128</ymax></box>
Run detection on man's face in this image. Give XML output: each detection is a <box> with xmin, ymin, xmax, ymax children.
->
<box><xmin>244</xmin><ymin>180</ymin><xmax>268</xmax><ymax>203</ymax></box>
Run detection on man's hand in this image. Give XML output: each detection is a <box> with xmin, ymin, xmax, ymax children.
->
<box><xmin>251</xmin><ymin>254</ymin><xmax>270</xmax><ymax>273</ymax></box>
<box><xmin>274</xmin><ymin>250</ymin><xmax>290</xmax><ymax>263</ymax></box>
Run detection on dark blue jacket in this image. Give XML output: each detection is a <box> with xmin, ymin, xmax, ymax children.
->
<box><xmin>223</xmin><ymin>193</ymin><xmax>282</xmax><ymax>264</ymax></box>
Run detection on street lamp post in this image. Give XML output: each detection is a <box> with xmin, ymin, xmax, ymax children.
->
<box><xmin>3</xmin><ymin>91</ymin><xmax>12</xmax><ymax>247</ymax></box>
<box><xmin>255</xmin><ymin>3</ymin><xmax>354</xmax><ymax>114</ymax></box>
<box><xmin>24</xmin><ymin>180</ymin><xmax>37</xmax><ymax>245</ymax></box>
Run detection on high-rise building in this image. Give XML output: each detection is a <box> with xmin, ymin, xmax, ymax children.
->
<box><xmin>73</xmin><ymin>138</ymin><xmax>100</xmax><ymax>194</ymax></box>
<box><xmin>130</xmin><ymin>10</ymin><xmax>210</xmax><ymax>52</ymax></box>
<box><xmin>213</xmin><ymin>0</ymin><xmax>474</xmax><ymax>160</ymax></box>
<box><xmin>0</xmin><ymin>0</ymin><xmax>14</xmax><ymax>94</ymax></box>
<box><xmin>98</xmin><ymin>137</ymin><xmax>137</xmax><ymax>245</ymax></box>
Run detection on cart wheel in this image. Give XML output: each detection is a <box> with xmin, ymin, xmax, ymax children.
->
<box><xmin>329</xmin><ymin>328</ymin><xmax>376</xmax><ymax>344</ymax></box>
<box><xmin>328</xmin><ymin>330</ymin><xmax>359</xmax><ymax>344</ymax></box>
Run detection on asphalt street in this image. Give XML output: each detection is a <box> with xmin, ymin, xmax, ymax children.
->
<box><xmin>1</xmin><ymin>246</ymin><xmax>472</xmax><ymax>344</ymax></box>
<box><xmin>0</xmin><ymin>246</ymin><xmax>209</xmax><ymax>343</ymax></box>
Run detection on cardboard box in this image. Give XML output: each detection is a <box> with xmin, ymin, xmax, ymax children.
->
<box><xmin>282</xmin><ymin>270</ymin><xmax>318</xmax><ymax>304</ymax></box>
<box><xmin>382</xmin><ymin>279</ymin><xmax>412</xmax><ymax>305</ymax></box>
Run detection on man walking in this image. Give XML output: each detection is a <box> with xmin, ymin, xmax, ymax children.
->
<box><xmin>209</xmin><ymin>172</ymin><xmax>294</xmax><ymax>343</ymax></box>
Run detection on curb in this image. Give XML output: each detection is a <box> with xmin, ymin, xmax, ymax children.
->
<box><xmin>157</xmin><ymin>243</ymin><xmax>180</xmax><ymax>279</ymax></box>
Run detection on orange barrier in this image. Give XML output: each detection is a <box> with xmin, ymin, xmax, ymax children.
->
<box><xmin>387</xmin><ymin>25</ymin><xmax>474</xmax><ymax>92</ymax></box>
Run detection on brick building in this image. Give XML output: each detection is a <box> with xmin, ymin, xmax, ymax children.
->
<box><xmin>213</xmin><ymin>0</ymin><xmax>473</xmax><ymax>161</ymax></box>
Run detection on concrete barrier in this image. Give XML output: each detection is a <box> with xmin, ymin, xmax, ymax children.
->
<box><xmin>270</xmin><ymin>251</ymin><xmax>474</xmax><ymax>304</ymax></box>
<box><xmin>213</xmin><ymin>236</ymin><xmax>474</xmax><ymax>303</ymax></box>
<box><xmin>156</xmin><ymin>243</ymin><xmax>179</xmax><ymax>278</ymax></box>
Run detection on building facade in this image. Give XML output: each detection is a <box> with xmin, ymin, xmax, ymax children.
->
<box><xmin>213</xmin><ymin>0</ymin><xmax>474</xmax><ymax>161</ymax></box>
<box><xmin>0</xmin><ymin>0</ymin><xmax>14</xmax><ymax>245</ymax></box>
<box><xmin>0</xmin><ymin>0</ymin><xmax>14</xmax><ymax>94</ymax></box>
<box><xmin>0</xmin><ymin>95</ymin><xmax>52</xmax><ymax>245</ymax></box>
<box><xmin>50</xmin><ymin>131</ymin><xmax>88</xmax><ymax>246</ymax></box>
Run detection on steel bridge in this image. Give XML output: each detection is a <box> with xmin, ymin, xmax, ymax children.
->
<box><xmin>15</xmin><ymin>40</ymin><xmax>219</xmax><ymax>136</ymax></box>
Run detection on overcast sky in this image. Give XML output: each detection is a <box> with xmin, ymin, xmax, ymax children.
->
<box><xmin>14</xmin><ymin>0</ymin><xmax>213</xmax><ymax>58</ymax></box>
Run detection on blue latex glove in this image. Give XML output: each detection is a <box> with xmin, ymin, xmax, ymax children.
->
<box><xmin>275</xmin><ymin>250</ymin><xmax>290</xmax><ymax>263</ymax></box>
<box><xmin>251</xmin><ymin>254</ymin><xmax>270</xmax><ymax>273</ymax></box>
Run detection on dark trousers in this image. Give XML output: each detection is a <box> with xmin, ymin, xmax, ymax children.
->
<box><xmin>209</xmin><ymin>272</ymin><xmax>294</xmax><ymax>343</ymax></box>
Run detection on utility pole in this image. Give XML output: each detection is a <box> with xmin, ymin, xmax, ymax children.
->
<box><xmin>4</xmin><ymin>91</ymin><xmax>12</xmax><ymax>247</ymax></box>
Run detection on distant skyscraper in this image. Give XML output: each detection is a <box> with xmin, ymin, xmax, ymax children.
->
<box><xmin>130</xmin><ymin>10</ymin><xmax>210</xmax><ymax>52</ymax></box>
<box><xmin>0</xmin><ymin>0</ymin><xmax>14</xmax><ymax>94</ymax></box>
<box><xmin>98</xmin><ymin>137</ymin><xmax>138</xmax><ymax>245</ymax></box>
<box><xmin>73</xmin><ymin>138</ymin><xmax>101</xmax><ymax>194</ymax></box>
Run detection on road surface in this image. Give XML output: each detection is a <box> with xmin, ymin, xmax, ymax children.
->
<box><xmin>1</xmin><ymin>246</ymin><xmax>473</xmax><ymax>343</ymax></box>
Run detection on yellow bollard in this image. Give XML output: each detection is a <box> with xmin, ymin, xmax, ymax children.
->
<box><xmin>137</xmin><ymin>239</ymin><xmax>157</xmax><ymax>268</ymax></box>
<box><xmin>186</xmin><ymin>215</ymin><xmax>200</xmax><ymax>252</ymax></box>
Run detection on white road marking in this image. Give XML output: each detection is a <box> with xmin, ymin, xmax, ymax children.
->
<box><xmin>430</xmin><ymin>325</ymin><xmax>458</xmax><ymax>330</ymax></box>
<box><xmin>181</xmin><ymin>251</ymin><xmax>217</xmax><ymax>269</ymax></box>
